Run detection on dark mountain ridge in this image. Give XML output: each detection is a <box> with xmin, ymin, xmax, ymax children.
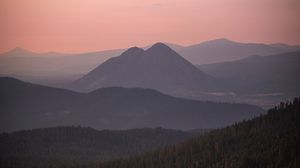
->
<box><xmin>0</xmin><ymin>77</ymin><xmax>263</xmax><ymax>132</ymax></box>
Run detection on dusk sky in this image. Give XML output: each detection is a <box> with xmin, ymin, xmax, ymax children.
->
<box><xmin>1</xmin><ymin>0</ymin><xmax>300</xmax><ymax>53</ymax></box>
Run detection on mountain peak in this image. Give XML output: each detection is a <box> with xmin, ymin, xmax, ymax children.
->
<box><xmin>149</xmin><ymin>42</ymin><xmax>172</xmax><ymax>51</ymax></box>
<box><xmin>215</xmin><ymin>38</ymin><xmax>230</xmax><ymax>41</ymax></box>
<box><xmin>121</xmin><ymin>47</ymin><xmax>144</xmax><ymax>57</ymax></box>
<box><xmin>146</xmin><ymin>42</ymin><xmax>177</xmax><ymax>56</ymax></box>
<box><xmin>210</xmin><ymin>38</ymin><xmax>234</xmax><ymax>44</ymax></box>
<box><xmin>10</xmin><ymin>47</ymin><xmax>31</xmax><ymax>53</ymax></box>
<box><xmin>4</xmin><ymin>47</ymin><xmax>33</xmax><ymax>55</ymax></box>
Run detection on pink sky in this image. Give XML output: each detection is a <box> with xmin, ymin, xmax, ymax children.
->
<box><xmin>1</xmin><ymin>0</ymin><xmax>300</xmax><ymax>53</ymax></box>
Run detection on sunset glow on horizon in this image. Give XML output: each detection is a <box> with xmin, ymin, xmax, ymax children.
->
<box><xmin>1</xmin><ymin>0</ymin><xmax>300</xmax><ymax>53</ymax></box>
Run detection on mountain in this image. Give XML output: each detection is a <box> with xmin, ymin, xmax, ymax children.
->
<box><xmin>0</xmin><ymin>77</ymin><xmax>82</xmax><ymax>132</ymax></box>
<box><xmin>143</xmin><ymin>42</ymin><xmax>185</xmax><ymax>51</ymax></box>
<box><xmin>176</xmin><ymin>38</ymin><xmax>300</xmax><ymax>64</ymax></box>
<box><xmin>198</xmin><ymin>51</ymin><xmax>300</xmax><ymax>92</ymax></box>
<box><xmin>0</xmin><ymin>127</ymin><xmax>196</xmax><ymax>167</ymax></box>
<box><xmin>97</xmin><ymin>97</ymin><xmax>300</xmax><ymax>168</ymax></box>
<box><xmin>1</xmin><ymin>47</ymin><xmax>38</xmax><ymax>57</ymax></box>
<box><xmin>0</xmin><ymin>77</ymin><xmax>263</xmax><ymax>132</ymax></box>
<box><xmin>197</xmin><ymin>51</ymin><xmax>300</xmax><ymax>107</ymax></box>
<box><xmin>270</xmin><ymin>43</ymin><xmax>300</xmax><ymax>51</ymax></box>
<box><xmin>70</xmin><ymin>43</ymin><xmax>216</xmax><ymax>97</ymax></box>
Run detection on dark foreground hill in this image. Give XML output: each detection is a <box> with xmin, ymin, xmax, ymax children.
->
<box><xmin>0</xmin><ymin>77</ymin><xmax>263</xmax><ymax>132</ymax></box>
<box><xmin>97</xmin><ymin>97</ymin><xmax>300</xmax><ymax>168</ymax></box>
<box><xmin>0</xmin><ymin>127</ymin><xmax>197</xmax><ymax>168</ymax></box>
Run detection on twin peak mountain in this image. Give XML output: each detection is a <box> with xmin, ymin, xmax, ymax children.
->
<box><xmin>70</xmin><ymin>43</ymin><xmax>217</xmax><ymax>96</ymax></box>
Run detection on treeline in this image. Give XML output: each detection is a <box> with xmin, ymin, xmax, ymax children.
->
<box><xmin>97</xmin><ymin>97</ymin><xmax>300</xmax><ymax>168</ymax></box>
<box><xmin>0</xmin><ymin>127</ymin><xmax>195</xmax><ymax>168</ymax></box>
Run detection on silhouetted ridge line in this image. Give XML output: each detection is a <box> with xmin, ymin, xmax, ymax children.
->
<box><xmin>0</xmin><ymin>77</ymin><xmax>263</xmax><ymax>132</ymax></box>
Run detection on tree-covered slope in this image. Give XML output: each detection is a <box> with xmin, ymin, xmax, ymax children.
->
<box><xmin>98</xmin><ymin>97</ymin><xmax>300</xmax><ymax>168</ymax></box>
<box><xmin>0</xmin><ymin>127</ymin><xmax>196</xmax><ymax>168</ymax></box>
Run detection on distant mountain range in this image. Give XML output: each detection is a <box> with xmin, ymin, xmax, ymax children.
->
<box><xmin>0</xmin><ymin>47</ymin><xmax>125</xmax><ymax>87</ymax></box>
<box><xmin>0</xmin><ymin>77</ymin><xmax>263</xmax><ymax>132</ymax></box>
<box><xmin>176</xmin><ymin>38</ymin><xmax>300</xmax><ymax>64</ymax></box>
<box><xmin>1</xmin><ymin>39</ymin><xmax>299</xmax><ymax>108</ymax></box>
<box><xmin>1</xmin><ymin>39</ymin><xmax>299</xmax><ymax>88</ymax></box>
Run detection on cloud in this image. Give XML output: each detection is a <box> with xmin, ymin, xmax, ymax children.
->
<box><xmin>152</xmin><ymin>3</ymin><xmax>163</xmax><ymax>7</ymax></box>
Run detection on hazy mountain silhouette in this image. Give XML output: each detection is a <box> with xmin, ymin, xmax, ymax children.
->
<box><xmin>70</xmin><ymin>43</ymin><xmax>216</xmax><ymax>97</ymax></box>
<box><xmin>2</xmin><ymin>47</ymin><xmax>37</xmax><ymax>56</ymax></box>
<box><xmin>0</xmin><ymin>48</ymin><xmax>125</xmax><ymax>87</ymax></box>
<box><xmin>176</xmin><ymin>38</ymin><xmax>300</xmax><ymax>64</ymax></box>
<box><xmin>269</xmin><ymin>43</ymin><xmax>300</xmax><ymax>51</ymax></box>
<box><xmin>198</xmin><ymin>51</ymin><xmax>300</xmax><ymax>94</ymax></box>
<box><xmin>0</xmin><ymin>77</ymin><xmax>263</xmax><ymax>132</ymax></box>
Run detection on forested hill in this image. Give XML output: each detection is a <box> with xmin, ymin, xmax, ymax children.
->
<box><xmin>98</xmin><ymin>97</ymin><xmax>300</xmax><ymax>168</ymax></box>
<box><xmin>0</xmin><ymin>127</ymin><xmax>196</xmax><ymax>168</ymax></box>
